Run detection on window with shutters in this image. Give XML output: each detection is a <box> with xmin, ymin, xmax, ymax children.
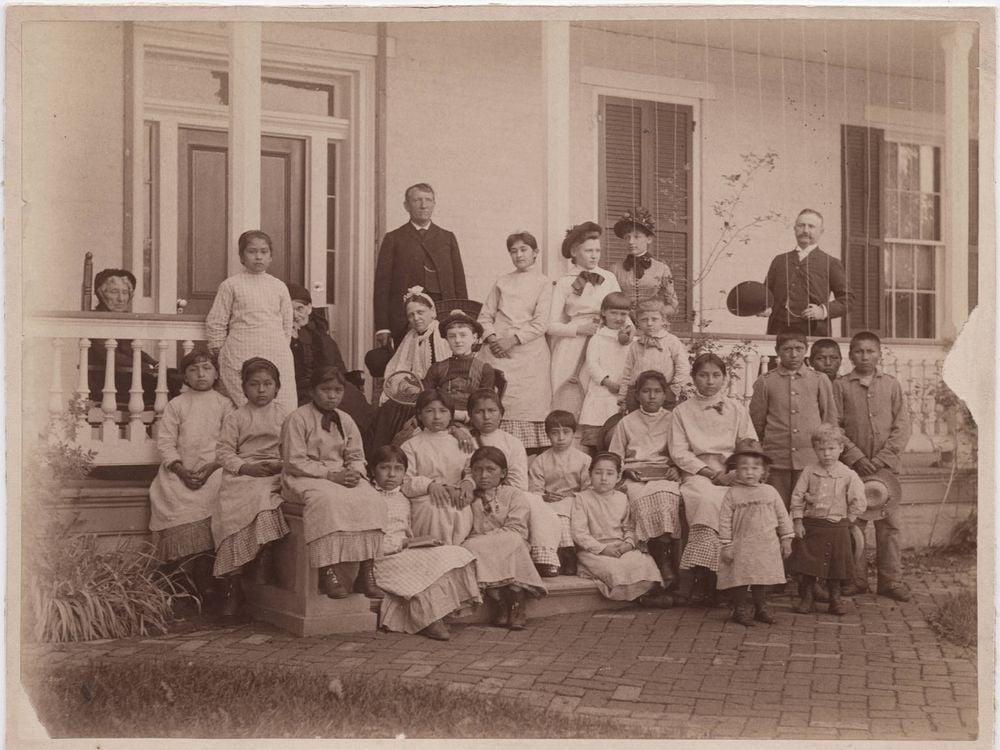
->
<box><xmin>882</xmin><ymin>141</ymin><xmax>942</xmax><ymax>339</ymax></box>
<box><xmin>599</xmin><ymin>95</ymin><xmax>694</xmax><ymax>332</ymax></box>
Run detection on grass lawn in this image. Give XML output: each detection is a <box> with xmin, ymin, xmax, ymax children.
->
<box><xmin>928</xmin><ymin>589</ymin><xmax>977</xmax><ymax>650</ymax></box>
<box><xmin>25</xmin><ymin>659</ymin><xmax>646</xmax><ymax>739</ymax></box>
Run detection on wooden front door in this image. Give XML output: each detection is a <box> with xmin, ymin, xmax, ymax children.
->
<box><xmin>177</xmin><ymin>128</ymin><xmax>306</xmax><ymax>315</ymax></box>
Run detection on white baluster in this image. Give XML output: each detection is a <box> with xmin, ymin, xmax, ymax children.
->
<box><xmin>128</xmin><ymin>341</ymin><xmax>146</xmax><ymax>441</ymax></box>
<box><xmin>181</xmin><ymin>340</ymin><xmax>195</xmax><ymax>357</ymax></box>
<box><xmin>75</xmin><ymin>338</ymin><xmax>92</xmax><ymax>435</ymax></box>
<box><xmin>48</xmin><ymin>339</ymin><xmax>64</xmax><ymax>431</ymax></box>
<box><xmin>152</xmin><ymin>340</ymin><xmax>170</xmax><ymax>439</ymax></box>
<box><xmin>931</xmin><ymin>359</ymin><xmax>945</xmax><ymax>439</ymax></box>
<box><xmin>101</xmin><ymin>338</ymin><xmax>119</xmax><ymax>440</ymax></box>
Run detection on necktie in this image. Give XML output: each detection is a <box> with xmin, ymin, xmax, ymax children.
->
<box><xmin>417</xmin><ymin>227</ymin><xmax>428</xmax><ymax>240</ymax></box>
<box><xmin>318</xmin><ymin>408</ymin><xmax>345</xmax><ymax>439</ymax></box>
<box><xmin>705</xmin><ymin>401</ymin><xmax>725</xmax><ymax>414</ymax></box>
<box><xmin>623</xmin><ymin>254</ymin><xmax>653</xmax><ymax>280</ymax></box>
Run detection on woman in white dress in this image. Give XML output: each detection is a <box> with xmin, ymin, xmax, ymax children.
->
<box><xmin>205</xmin><ymin>230</ymin><xmax>297</xmax><ymax>414</ymax></box>
<box><xmin>668</xmin><ymin>353</ymin><xmax>758</xmax><ymax>604</ymax></box>
<box><xmin>478</xmin><ymin>231</ymin><xmax>553</xmax><ymax>449</ymax></box>
<box><xmin>548</xmin><ymin>222</ymin><xmax>621</xmax><ymax>418</ymax></box>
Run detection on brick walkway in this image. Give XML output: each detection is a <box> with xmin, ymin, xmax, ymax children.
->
<box><xmin>26</xmin><ymin>563</ymin><xmax>979</xmax><ymax>740</ymax></box>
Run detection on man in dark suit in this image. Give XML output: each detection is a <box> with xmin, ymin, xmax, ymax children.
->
<box><xmin>761</xmin><ymin>208</ymin><xmax>848</xmax><ymax>337</ymax></box>
<box><xmin>373</xmin><ymin>183</ymin><xmax>468</xmax><ymax>348</ymax></box>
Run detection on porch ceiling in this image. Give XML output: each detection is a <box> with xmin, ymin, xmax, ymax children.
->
<box><xmin>574</xmin><ymin>19</ymin><xmax>980</xmax><ymax>83</ymax></box>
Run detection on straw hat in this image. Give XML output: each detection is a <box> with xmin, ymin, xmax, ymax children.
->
<box><xmin>861</xmin><ymin>469</ymin><xmax>902</xmax><ymax>521</ymax></box>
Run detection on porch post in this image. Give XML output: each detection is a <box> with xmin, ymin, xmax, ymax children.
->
<box><xmin>229</xmin><ymin>22</ymin><xmax>262</xmax><ymax>275</ymax></box>
<box><xmin>542</xmin><ymin>21</ymin><xmax>570</xmax><ymax>277</ymax></box>
<box><xmin>939</xmin><ymin>24</ymin><xmax>974</xmax><ymax>340</ymax></box>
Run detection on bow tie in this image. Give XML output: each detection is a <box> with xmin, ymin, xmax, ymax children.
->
<box><xmin>474</xmin><ymin>488</ymin><xmax>500</xmax><ymax>514</ymax></box>
<box><xmin>623</xmin><ymin>254</ymin><xmax>653</xmax><ymax>279</ymax></box>
<box><xmin>570</xmin><ymin>271</ymin><xmax>605</xmax><ymax>296</ymax></box>
<box><xmin>318</xmin><ymin>408</ymin><xmax>345</xmax><ymax>439</ymax></box>
<box><xmin>638</xmin><ymin>335</ymin><xmax>663</xmax><ymax>351</ymax></box>
<box><xmin>705</xmin><ymin>401</ymin><xmax>725</xmax><ymax>414</ymax></box>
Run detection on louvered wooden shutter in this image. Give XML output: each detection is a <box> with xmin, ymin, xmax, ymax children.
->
<box><xmin>969</xmin><ymin>139</ymin><xmax>979</xmax><ymax>311</ymax></box>
<box><xmin>841</xmin><ymin>124</ymin><xmax>884</xmax><ymax>335</ymax></box>
<box><xmin>600</xmin><ymin>96</ymin><xmax>693</xmax><ymax>332</ymax></box>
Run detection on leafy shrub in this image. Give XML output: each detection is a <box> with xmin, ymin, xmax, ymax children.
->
<box><xmin>23</xmin><ymin>397</ymin><xmax>193</xmax><ymax>643</ymax></box>
<box><xmin>25</xmin><ymin>536</ymin><xmax>193</xmax><ymax>643</ymax></box>
<box><xmin>944</xmin><ymin>510</ymin><xmax>977</xmax><ymax>554</ymax></box>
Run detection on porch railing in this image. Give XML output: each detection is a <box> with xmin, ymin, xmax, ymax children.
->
<box><xmin>24</xmin><ymin>314</ymin><xmax>961</xmax><ymax>467</ymax></box>
<box><xmin>24</xmin><ymin>312</ymin><xmax>207</xmax><ymax>466</ymax></box>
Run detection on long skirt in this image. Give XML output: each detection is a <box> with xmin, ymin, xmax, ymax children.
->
<box><xmin>577</xmin><ymin>549</ymin><xmax>661</xmax><ymax>601</ymax></box>
<box><xmin>462</xmin><ymin>530</ymin><xmax>547</xmax><ymax>597</ymax></box>
<box><xmin>624</xmin><ymin>479</ymin><xmax>681</xmax><ymax>541</ymax></box>
<box><xmin>153</xmin><ymin>517</ymin><xmax>213</xmax><ymax>563</ymax></box>
<box><xmin>212</xmin><ymin>474</ymin><xmax>284</xmax><ymax>556</ymax></box>
<box><xmin>790</xmin><ymin>518</ymin><xmax>854</xmax><ymax>580</ymax></box>
<box><xmin>213</xmin><ymin>508</ymin><xmax>289</xmax><ymax>577</ymax></box>
<box><xmin>499</xmin><ymin>419</ymin><xmax>550</xmax><ymax>450</ymax></box>
<box><xmin>409</xmin><ymin>496</ymin><xmax>474</xmax><ymax>546</ymax></box>
<box><xmin>527</xmin><ymin>494</ymin><xmax>562</xmax><ymax>549</ymax></box>
<box><xmin>368</xmin><ymin>401</ymin><xmax>415</xmax><ymax>456</ymax></box>
<box><xmin>376</xmin><ymin>545</ymin><xmax>482</xmax><ymax>633</ymax></box>
<box><xmin>679</xmin><ymin>474</ymin><xmax>728</xmax><ymax>531</ymax></box>
<box><xmin>308</xmin><ymin>530</ymin><xmax>384</xmax><ymax>568</ymax></box>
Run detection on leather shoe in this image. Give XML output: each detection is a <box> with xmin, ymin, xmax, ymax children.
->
<box><xmin>878</xmin><ymin>583</ymin><xmax>911</xmax><ymax>602</ymax></box>
<box><xmin>421</xmin><ymin>619</ymin><xmax>451</xmax><ymax>641</ymax></box>
<box><xmin>536</xmin><ymin>564</ymin><xmax>561</xmax><ymax>578</ymax></box>
<box><xmin>320</xmin><ymin>566</ymin><xmax>349</xmax><ymax>599</ymax></box>
<box><xmin>840</xmin><ymin>582</ymin><xmax>867</xmax><ymax>597</ymax></box>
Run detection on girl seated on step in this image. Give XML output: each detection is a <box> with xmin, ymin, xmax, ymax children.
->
<box><xmin>370</xmin><ymin>445</ymin><xmax>481</xmax><ymax>641</ymax></box>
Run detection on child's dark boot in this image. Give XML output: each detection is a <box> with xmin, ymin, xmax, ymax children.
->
<box><xmin>357</xmin><ymin>559</ymin><xmax>385</xmax><ymax>599</ymax></box>
<box><xmin>752</xmin><ymin>588</ymin><xmax>776</xmax><ymax>624</ymax></box>
<box><xmin>828</xmin><ymin>582</ymin><xmax>847</xmax><ymax>616</ymax></box>
<box><xmin>794</xmin><ymin>578</ymin><xmax>815</xmax><ymax>614</ymax></box>
<box><xmin>492</xmin><ymin>588</ymin><xmax>511</xmax><ymax>628</ymax></box>
<box><xmin>218</xmin><ymin>574</ymin><xmax>243</xmax><ymax>618</ymax></box>
<box><xmin>557</xmin><ymin>546</ymin><xmax>578</xmax><ymax>576</ymax></box>
<box><xmin>319</xmin><ymin>565</ymin><xmax>349</xmax><ymax>599</ymax></box>
<box><xmin>812</xmin><ymin>579</ymin><xmax>830</xmax><ymax>603</ymax></box>
<box><xmin>508</xmin><ymin>588</ymin><xmax>528</xmax><ymax>630</ymax></box>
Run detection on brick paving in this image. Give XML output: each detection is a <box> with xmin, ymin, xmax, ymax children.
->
<box><xmin>25</xmin><ymin>563</ymin><xmax>979</xmax><ymax>740</ymax></box>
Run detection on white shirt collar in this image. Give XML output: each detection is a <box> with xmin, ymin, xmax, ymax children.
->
<box><xmin>411</xmin><ymin>221</ymin><xmax>432</xmax><ymax>232</ymax></box>
<box><xmin>795</xmin><ymin>244</ymin><xmax>818</xmax><ymax>262</ymax></box>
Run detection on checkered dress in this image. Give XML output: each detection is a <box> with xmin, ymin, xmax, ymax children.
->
<box><xmin>213</xmin><ymin>508</ymin><xmax>289</xmax><ymax>576</ymax></box>
<box><xmin>627</xmin><ymin>488</ymin><xmax>681</xmax><ymax>541</ymax></box>
<box><xmin>500</xmin><ymin>419</ymin><xmax>551</xmax><ymax>449</ymax></box>
<box><xmin>679</xmin><ymin>524</ymin><xmax>721</xmax><ymax>571</ymax></box>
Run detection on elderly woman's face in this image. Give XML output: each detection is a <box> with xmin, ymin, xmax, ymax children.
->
<box><xmin>292</xmin><ymin>300</ymin><xmax>312</xmax><ymax>329</ymax></box>
<box><xmin>406</xmin><ymin>300</ymin><xmax>435</xmax><ymax>334</ymax></box>
<box><xmin>98</xmin><ymin>276</ymin><xmax>134</xmax><ymax>312</ymax></box>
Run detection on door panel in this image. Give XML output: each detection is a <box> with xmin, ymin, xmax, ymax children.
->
<box><xmin>177</xmin><ymin>129</ymin><xmax>229</xmax><ymax>315</ymax></box>
<box><xmin>177</xmin><ymin>128</ymin><xmax>306</xmax><ymax>316</ymax></box>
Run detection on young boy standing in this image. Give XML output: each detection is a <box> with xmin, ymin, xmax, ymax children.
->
<box><xmin>809</xmin><ymin>338</ymin><xmax>843</xmax><ymax>382</ymax></box>
<box><xmin>749</xmin><ymin>332</ymin><xmax>838</xmax><ymax>509</ymax></box>
<box><xmin>617</xmin><ymin>298</ymin><xmax>692</xmax><ymax>411</ymax></box>
<box><xmin>833</xmin><ymin>331</ymin><xmax>912</xmax><ymax>601</ymax></box>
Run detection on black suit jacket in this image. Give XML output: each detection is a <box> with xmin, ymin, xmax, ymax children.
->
<box><xmin>765</xmin><ymin>248</ymin><xmax>848</xmax><ymax>337</ymax></box>
<box><xmin>373</xmin><ymin>222</ymin><xmax>467</xmax><ymax>344</ymax></box>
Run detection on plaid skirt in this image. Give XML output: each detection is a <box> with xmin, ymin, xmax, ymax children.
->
<box><xmin>628</xmin><ymin>490</ymin><xmax>681</xmax><ymax>541</ymax></box>
<box><xmin>154</xmin><ymin>517</ymin><xmax>213</xmax><ymax>563</ymax></box>
<box><xmin>213</xmin><ymin>508</ymin><xmax>290</xmax><ymax>577</ymax></box>
<box><xmin>680</xmin><ymin>524</ymin><xmax>721</xmax><ymax>571</ymax></box>
<box><xmin>499</xmin><ymin>419</ymin><xmax>550</xmax><ymax>449</ymax></box>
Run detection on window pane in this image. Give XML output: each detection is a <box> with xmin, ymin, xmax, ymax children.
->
<box><xmin>898</xmin><ymin>144</ymin><xmax>919</xmax><ymax>191</ymax></box>
<box><xmin>885</xmin><ymin>142</ymin><xmax>898</xmax><ymax>189</ymax></box>
<box><xmin>899</xmin><ymin>192</ymin><xmax>920</xmax><ymax>239</ymax></box>
<box><xmin>145</xmin><ymin>56</ymin><xmax>227</xmax><ymax>106</ymax></box>
<box><xmin>915</xmin><ymin>294</ymin><xmax>935</xmax><ymax>338</ymax></box>
<box><xmin>894</xmin><ymin>292</ymin><xmax>914</xmax><ymax>338</ymax></box>
<box><xmin>885</xmin><ymin>191</ymin><xmax>899</xmax><ymax>238</ymax></box>
<box><xmin>916</xmin><ymin>246</ymin><xmax>935</xmax><ymax>290</ymax></box>
<box><xmin>326</xmin><ymin>251</ymin><xmax>336</xmax><ymax>305</ymax></box>
<box><xmin>262</xmin><ymin>78</ymin><xmax>335</xmax><ymax>117</ymax></box>
<box><xmin>919</xmin><ymin>145</ymin><xmax>936</xmax><ymax>194</ymax></box>
<box><xmin>894</xmin><ymin>245</ymin><xmax>914</xmax><ymax>289</ymax></box>
<box><xmin>920</xmin><ymin>194</ymin><xmax>940</xmax><ymax>241</ymax></box>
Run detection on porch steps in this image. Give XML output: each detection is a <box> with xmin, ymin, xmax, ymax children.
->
<box><xmin>450</xmin><ymin>575</ymin><xmax>633</xmax><ymax>624</ymax></box>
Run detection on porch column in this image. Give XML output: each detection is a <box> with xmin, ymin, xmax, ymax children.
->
<box><xmin>229</xmin><ymin>22</ymin><xmax>262</xmax><ymax>275</ymax></box>
<box><xmin>542</xmin><ymin>21</ymin><xmax>570</xmax><ymax>276</ymax></box>
<box><xmin>940</xmin><ymin>24</ymin><xmax>974</xmax><ymax>339</ymax></box>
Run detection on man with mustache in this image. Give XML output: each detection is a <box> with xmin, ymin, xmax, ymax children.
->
<box><xmin>760</xmin><ymin>209</ymin><xmax>849</xmax><ymax>337</ymax></box>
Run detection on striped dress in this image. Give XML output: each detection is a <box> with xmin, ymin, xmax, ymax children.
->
<box><xmin>205</xmin><ymin>268</ymin><xmax>298</xmax><ymax>414</ymax></box>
